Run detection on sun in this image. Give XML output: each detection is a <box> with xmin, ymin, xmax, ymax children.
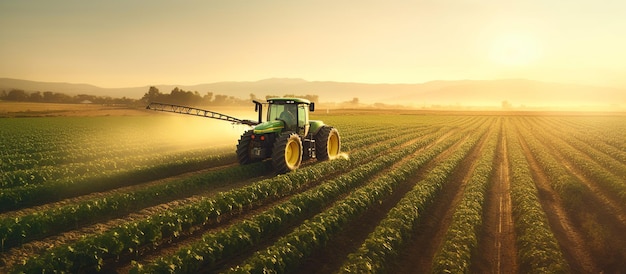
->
<box><xmin>489</xmin><ymin>33</ymin><xmax>540</xmax><ymax>66</ymax></box>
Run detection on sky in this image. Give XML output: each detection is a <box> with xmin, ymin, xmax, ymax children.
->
<box><xmin>1</xmin><ymin>0</ymin><xmax>625</xmax><ymax>88</ymax></box>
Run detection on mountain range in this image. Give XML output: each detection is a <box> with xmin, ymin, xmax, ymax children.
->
<box><xmin>1</xmin><ymin>77</ymin><xmax>624</xmax><ymax>108</ymax></box>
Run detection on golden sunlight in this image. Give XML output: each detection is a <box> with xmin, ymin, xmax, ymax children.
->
<box><xmin>489</xmin><ymin>33</ymin><xmax>540</xmax><ymax>66</ymax></box>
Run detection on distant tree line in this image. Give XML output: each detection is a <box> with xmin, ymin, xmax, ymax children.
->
<box><xmin>1</xmin><ymin>86</ymin><xmax>322</xmax><ymax>107</ymax></box>
<box><xmin>142</xmin><ymin>86</ymin><xmax>320</xmax><ymax>106</ymax></box>
<box><xmin>0</xmin><ymin>89</ymin><xmax>135</xmax><ymax>105</ymax></box>
<box><xmin>141</xmin><ymin>86</ymin><xmax>249</xmax><ymax>106</ymax></box>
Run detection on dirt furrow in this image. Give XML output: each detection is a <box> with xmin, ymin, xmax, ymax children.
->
<box><xmin>473</xmin><ymin>123</ymin><xmax>517</xmax><ymax>273</ymax></box>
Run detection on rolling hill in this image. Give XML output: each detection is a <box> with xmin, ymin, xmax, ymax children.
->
<box><xmin>1</xmin><ymin>77</ymin><xmax>624</xmax><ymax>108</ymax></box>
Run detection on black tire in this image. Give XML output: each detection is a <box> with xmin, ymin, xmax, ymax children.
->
<box><xmin>315</xmin><ymin>126</ymin><xmax>341</xmax><ymax>161</ymax></box>
<box><xmin>236</xmin><ymin>130</ymin><xmax>256</xmax><ymax>165</ymax></box>
<box><xmin>272</xmin><ymin>132</ymin><xmax>303</xmax><ymax>173</ymax></box>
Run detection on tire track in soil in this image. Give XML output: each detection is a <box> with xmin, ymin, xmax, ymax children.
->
<box><xmin>472</xmin><ymin>122</ymin><xmax>517</xmax><ymax>273</ymax></box>
<box><xmin>126</xmin><ymin>128</ymin><xmax>452</xmax><ymax>273</ymax></box>
<box><xmin>293</xmin><ymin>128</ymin><xmax>466</xmax><ymax>274</ymax></box>
<box><xmin>389</xmin><ymin>120</ymin><xmax>493</xmax><ymax>273</ymax></box>
<box><xmin>515</xmin><ymin>128</ymin><xmax>599</xmax><ymax>273</ymax></box>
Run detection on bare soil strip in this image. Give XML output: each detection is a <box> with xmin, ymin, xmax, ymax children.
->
<box><xmin>516</xmin><ymin>129</ymin><xmax>599</xmax><ymax>273</ymax></box>
<box><xmin>473</xmin><ymin>123</ymin><xmax>517</xmax><ymax>273</ymax></box>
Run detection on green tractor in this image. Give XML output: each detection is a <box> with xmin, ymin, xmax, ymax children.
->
<box><xmin>146</xmin><ymin>98</ymin><xmax>341</xmax><ymax>173</ymax></box>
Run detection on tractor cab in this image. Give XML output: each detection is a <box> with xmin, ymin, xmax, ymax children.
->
<box><xmin>266</xmin><ymin>98</ymin><xmax>314</xmax><ymax>136</ymax></box>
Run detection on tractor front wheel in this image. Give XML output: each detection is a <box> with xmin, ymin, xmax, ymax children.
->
<box><xmin>272</xmin><ymin>132</ymin><xmax>303</xmax><ymax>173</ymax></box>
<box><xmin>315</xmin><ymin>126</ymin><xmax>341</xmax><ymax>161</ymax></box>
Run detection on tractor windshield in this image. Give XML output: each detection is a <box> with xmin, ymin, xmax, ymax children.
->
<box><xmin>268</xmin><ymin>103</ymin><xmax>298</xmax><ymax>130</ymax></box>
<box><xmin>268</xmin><ymin>104</ymin><xmax>296</xmax><ymax>122</ymax></box>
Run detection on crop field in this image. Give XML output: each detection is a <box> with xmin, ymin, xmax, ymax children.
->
<box><xmin>1</xmin><ymin>111</ymin><xmax>626</xmax><ymax>273</ymax></box>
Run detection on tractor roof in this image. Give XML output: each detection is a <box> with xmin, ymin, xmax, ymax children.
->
<box><xmin>267</xmin><ymin>98</ymin><xmax>312</xmax><ymax>105</ymax></box>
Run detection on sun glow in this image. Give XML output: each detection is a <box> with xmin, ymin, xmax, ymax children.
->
<box><xmin>489</xmin><ymin>33</ymin><xmax>540</xmax><ymax>66</ymax></box>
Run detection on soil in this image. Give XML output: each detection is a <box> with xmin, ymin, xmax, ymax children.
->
<box><xmin>472</xmin><ymin>123</ymin><xmax>518</xmax><ymax>273</ymax></box>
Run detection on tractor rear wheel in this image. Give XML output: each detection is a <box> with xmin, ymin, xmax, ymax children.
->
<box><xmin>272</xmin><ymin>132</ymin><xmax>303</xmax><ymax>173</ymax></box>
<box><xmin>236</xmin><ymin>130</ymin><xmax>257</xmax><ymax>165</ymax></box>
<box><xmin>315</xmin><ymin>126</ymin><xmax>341</xmax><ymax>161</ymax></box>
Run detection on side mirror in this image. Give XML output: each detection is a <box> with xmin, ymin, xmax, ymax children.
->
<box><xmin>253</xmin><ymin>100</ymin><xmax>263</xmax><ymax>123</ymax></box>
<box><xmin>253</xmin><ymin>100</ymin><xmax>262</xmax><ymax>112</ymax></box>
<box><xmin>309</xmin><ymin>102</ymin><xmax>315</xmax><ymax>112</ymax></box>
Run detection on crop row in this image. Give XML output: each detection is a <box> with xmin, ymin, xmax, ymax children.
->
<box><xmin>542</xmin><ymin>118</ymin><xmax>626</xmax><ymax>165</ymax></box>
<box><xmin>534</xmin><ymin>117</ymin><xmax>626</xmax><ymax>172</ymax></box>
<box><xmin>1</xmin><ymin>146</ymin><xmax>234</xmax><ymax>188</ymax></box>
<box><xmin>132</xmin><ymin>126</ymin><xmax>446</xmax><ymax>273</ymax></box>
<box><xmin>338</xmin><ymin>121</ymin><xmax>488</xmax><ymax>273</ymax></box>
<box><xmin>523</xmin><ymin>118</ymin><xmax>626</xmax><ymax>205</ymax></box>
<box><xmin>513</xmin><ymin>120</ymin><xmax>626</xmax><ymax>268</ymax></box>
<box><xmin>431</xmin><ymin>120</ymin><xmax>500</xmax><ymax>273</ymax></box>
<box><xmin>505</xmin><ymin>122</ymin><xmax>569</xmax><ymax>273</ymax></box>
<box><xmin>513</xmin><ymin>120</ymin><xmax>590</xmax><ymax>212</ymax></box>
<box><xmin>10</xmin><ymin>125</ymin><xmax>435</xmax><ymax>272</ymax></box>
<box><xmin>0</xmin><ymin>161</ymin><xmax>271</xmax><ymax>251</ymax></box>
<box><xmin>226</xmin><ymin>127</ymin><xmax>469</xmax><ymax>273</ymax></box>
<box><xmin>0</xmin><ymin>152</ymin><xmax>236</xmax><ymax>211</ymax></box>
<box><xmin>0</xmin><ymin>123</ymin><xmax>383</xmax><ymax>189</ymax></box>
<box><xmin>549</xmin><ymin>116</ymin><xmax>626</xmax><ymax>153</ymax></box>
<box><xmin>530</xmin><ymin>118</ymin><xmax>626</xmax><ymax>166</ymax></box>
<box><xmin>0</xmin><ymin>121</ymin><xmax>405</xmax><ymax>189</ymax></box>
<box><xmin>0</xmin><ymin>123</ymin><xmax>428</xmax><ymax>251</ymax></box>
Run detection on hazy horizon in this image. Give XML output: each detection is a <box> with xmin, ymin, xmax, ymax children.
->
<box><xmin>1</xmin><ymin>1</ymin><xmax>625</xmax><ymax>90</ymax></box>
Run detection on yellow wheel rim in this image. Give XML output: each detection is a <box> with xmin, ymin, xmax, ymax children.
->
<box><xmin>327</xmin><ymin>132</ymin><xmax>340</xmax><ymax>158</ymax></box>
<box><xmin>285</xmin><ymin>139</ymin><xmax>301</xmax><ymax>169</ymax></box>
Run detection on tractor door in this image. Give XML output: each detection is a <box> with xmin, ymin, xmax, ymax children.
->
<box><xmin>298</xmin><ymin>104</ymin><xmax>310</xmax><ymax>136</ymax></box>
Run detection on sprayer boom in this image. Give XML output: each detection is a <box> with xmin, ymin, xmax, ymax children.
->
<box><xmin>146</xmin><ymin>102</ymin><xmax>259</xmax><ymax>126</ymax></box>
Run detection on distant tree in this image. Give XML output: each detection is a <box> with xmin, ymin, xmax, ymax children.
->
<box><xmin>213</xmin><ymin>94</ymin><xmax>228</xmax><ymax>105</ymax></box>
<box><xmin>203</xmin><ymin>92</ymin><xmax>213</xmax><ymax>105</ymax></box>
<box><xmin>502</xmin><ymin>100</ymin><xmax>513</xmax><ymax>109</ymax></box>
<box><xmin>49</xmin><ymin>92</ymin><xmax>71</xmax><ymax>103</ymax></box>
<box><xmin>0</xmin><ymin>90</ymin><xmax>6</xmax><ymax>99</ymax></box>
<box><xmin>141</xmin><ymin>86</ymin><xmax>163</xmax><ymax>103</ymax></box>
<box><xmin>42</xmin><ymin>91</ymin><xmax>55</xmax><ymax>102</ymax></box>
<box><xmin>6</xmin><ymin>89</ymin><xmax>28</xmax><ymax>101</ymax></box>
<box><xmin>250</xmin><ymin>93</ymin><xmax>258</xmax><ymax>101</ymax></box>
<box><xmin>30</xmin><ymin>91</ymin><xmax>43</xmax><ymax>102</ymax></box>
